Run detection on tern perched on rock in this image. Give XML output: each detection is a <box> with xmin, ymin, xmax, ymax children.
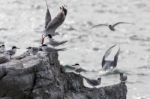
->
<box><xmin>82</xmin><ymin>76</ymin><xmax>101</xmax><ymax>88</ymax></box>
<box><xmin>5</xmin><ymin>46</ymin><xmax>19</xmax><ymax>59</ymax></box>
<box><xmin>120</xmin><ymin>73</ymin><xmax>127</xmax><ymax>83</ymax></box>
<box><xmin>46</xmin><ymin>34</ymin><xmax>67</xmax><ymax>47</ymax></box>
<box><xmin>41</xmin><ymin>4</ymin><xmax>67</xmax><ymax>44</ymax></box>
<box><xmin>102</xmin><ymin>45</ymin><xmax>120</xmax><ymax>70</ymax></box>
<box><xmin>26</xmin><ymin>47</ymin><xmax>39</xmax><ymax>55</ymax></box>
<box><xmin>92</xmin><ymin>22</ymin><xmax>132</xmax><ymax>31</ymax></box>
<box><xmin>64</xmin><ymin>63</ymin><xmax>80</xmax><ymax>70</ymax></box>
<box><xmin>64</xmin><ymin>63</ymin><xmax>87</xmax><ymax>74</ymax></box>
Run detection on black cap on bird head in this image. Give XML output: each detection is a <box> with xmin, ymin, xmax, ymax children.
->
<box><xmin>1</xmin><ymin>44</ymin><xmax>5</xmax><ymax>47</ymax></box>
<box><xmin>72</xmin><ymin>63</ymin><xmax>80</xmax><ymax>66</ymax></box>
<box><xmin>12</xmin><ymin>46</ymin><xmax>19</xmax><ymax>49</ymax></box>
<box><xmin>27</xmin><ymin>47</ymin><xmax>32</xmax><ymax>49</ymax></box>
<box><xmin>98</xmin><ymin>78</ymin><xmax>101</xmax><ymax>81</ymax></box>
<box><xmin>48</xmin><ymin>34</ymin><xmax>52</xmax><ymax>38</ymax></box>
<box><xmin>42</xmin><ymin>44</ymin><xmax>47</xmax><ymax>47</ymax></box>
<box><xmin>74</xmin><ymin>63</ymin><xmax>80</xmax><ymax>65</ymax></box>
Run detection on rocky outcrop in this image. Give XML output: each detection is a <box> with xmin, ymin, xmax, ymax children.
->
<box><xmin>0</xmin><ymin>52</ymin><xmax>127</xmax><ymax>99</ymax></box>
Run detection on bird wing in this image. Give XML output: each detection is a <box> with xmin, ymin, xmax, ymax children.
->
<box><xmin>5</xmin><ymin>50</ymin><xmax>13</xmax><ymax>55</ymax></box>
<box><xmin>45</xmin><ymin>9</ymin><xmax>51</xmax><ymax>28</ymax></box>
<box><xmin>113</xmin><ymin>47</ymin><xmax>120</xmax><ymax>67</ymax></box>
<box><xmin>52</xmin><ymin>40</ymin><xmax>67</xmax><ymax>46</ymax></box>
<box><xmin>46</xmin><ymin>8</ymin><xmax>67</xmax><ymax>32</ymax></box>
<box><xmin>102</xmin><ymin>44</ymin><xmax>117</xmax><ymax>67</ymax></box>
<box><xmin>112</xmin><ymin>22</ymin><xmax>132</xmax><ymax>28</ymax></box>
<box><xmin>56</xmin><ymin>48</ymin><xmax>66</xmax><ymax>51</ymax></box>
<box><xmin>44</xmin><ymin>0</ymin><xmax>51</xmax><ymax>28</ymax></box>
<box><xmin>92</xmin><ymin>24</ymin><xmax>108</xmax><ymax>28</ymax></box>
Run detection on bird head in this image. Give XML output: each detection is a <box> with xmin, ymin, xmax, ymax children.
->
<box><xmin>27</xmin><ymin>47</ymin><xmax>32</xmax><ymax>49</ymax></box>
<box><xmin>41</xmin><ymin>44</ymin><xmax>48</xmax><ymax>50</ymax></box>
<box><xmin>72</xmin><ymin>63</ymin><xmax>80</xmax><ymax>66</ymax></box>
<box><xmin>42</xmin><ymin>44</ymin><xmax>47</xmax><ymax>47</ymax></box>
<box><xmin>97</xmin><ymin>78</ymin><xmax>101</xmax><ymax>81</ymax></box>
<box><xmin>1</xmin><ymin>44</ymin><xmax>5</xmax><ymax>47</ymax></box>
<box><xmin>48</xmin><ymin>34</ymin><xmax>52</xmax><ymax>39</ymax></box>
<box><xmin>12</xmin><ymin>46</ymin><xmax>19</xmax><ymax>52</ymax></box>
<box><xmin>0</xmin><ymin>44</ymin><xmax>5</xmax><ymax>49</ymax></box>
<box><xmin>12</xmin><ymin>46</ymin><xmax>19</xmax><ymax>49</ymax></box>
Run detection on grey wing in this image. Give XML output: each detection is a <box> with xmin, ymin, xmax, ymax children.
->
<box><xmin>45</xmin><ymin>8</ymin><xmax>51</xmax><ymax>28</ymax></box>
<box><xmin>44</xmin><ymin>0</ymin><xmax>51</xmax><ymax>28</ymax></box>
<box><xmin>102</xmin><ymin>44</ymin><xmax>117</xmax><ymax>67</ymax></box>
<box><xmin>113</xmin><ymin>47</ymin><xmax>120</xmax><ymax>67</ymax></box>
<box><xmin>56</xmin><ymin>48</ymin><xmax>66</xmax><ymax>51</ymax></box>
<box><xmin>54</xmin><ymin>40</ymin><xmax>67</xmax><ymax>45</ymax></box>
<box><xmin>6</xmin><ymin>50</ymin><xmax>13</xmax><ymax>55</ymax></box>
<box><xmin>92</xmin><ymin>24</ymin><xmax>108</xmax><ymax>28</ymax></box>
<box><xmin>46</xmin><ymin>11</ymin><xmax>65</xmax><ymax>32</ymax></box>
<box><xmin>112</xmin><ymin>22</ymin><xmax>131</xmax><ymax>27</ymax></box>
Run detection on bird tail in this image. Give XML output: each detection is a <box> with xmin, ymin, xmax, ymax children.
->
<box><xmin>56</xmin><ymin>48</ymin><xmax>66</xmax><ymax>51</ymax></box>
<box><xmin>60</xmin><ymin>41</ymin><xmax>68</xmax><ymax>45</ymax></box>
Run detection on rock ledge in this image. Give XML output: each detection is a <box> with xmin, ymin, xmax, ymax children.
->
<box><xmin>0</xmin><ymin>52</ymin><xmax>127</xmax><ymax>99</ymax></box>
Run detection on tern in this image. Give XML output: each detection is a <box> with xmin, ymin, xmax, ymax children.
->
<box><xmin>64</xmin><ymin>63</ymin><xmax>80</xmax><ymax>70</ymax></box>
<box><xmin>102</xmin><ymin>45</ymin><xmax>120</xmax><ymax>70</ymax></box>
<box><xmin>41</xmin><ymin>5</ymin><xmax>67</xmax><ymax>44</ymax></box>
<box><xmin>46</xmin><ymin>34</ymin><xmax>67</xmax><ymax>47</ymax></box>
<box><xmin>26</xmin><ymin>47</ymin><xmax>39</xmax><ymax>55</ymax></box>
<box><xmin>5</xmin><ymin>46</ymin><xmax>19</xmax><ymax>59</ymax></box>
<box><xmin>120</xmin><ymin>73</ymin><xmax>127</xmax><ymax>83</ymax></box>
<box><xmin>92</xmin><ymin>22</ymin><xmax>132</xmax><ymax>31</ymax></box>
<box><xmin>82</xmin><ymin>76</ymin><xmax>101</xmax><ymax>88</ymax></box>
<box><xmin>64</xmin><ymin>63</ymin><xmax>86</xmax><ymax>74</ymax></box>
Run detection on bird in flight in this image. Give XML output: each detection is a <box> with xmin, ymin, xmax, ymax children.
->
<box><xmin>41</xmin><ymin>2</ymin><xmax>67</xmax><ymax>44</ymax></box>
<box><xmin>92</xmin><ymin>22</ymin><xmax>132</xmax><ymax>31</ymax></box>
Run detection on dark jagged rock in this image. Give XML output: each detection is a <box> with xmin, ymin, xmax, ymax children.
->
<box><xmin>0</xmin><ymin>52</ymin><xmax>127</xmax><ymax>99</ymax></box>
<box><xmin>0</xmin><ymin>54</ymin><xmax>9</xmax><ymax>64</ymax></box>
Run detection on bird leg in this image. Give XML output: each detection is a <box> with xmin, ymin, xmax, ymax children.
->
<box><xmin>41</xmin><ymin>34</ymin><xmax>46</xmax><ymax>45</ymax></box>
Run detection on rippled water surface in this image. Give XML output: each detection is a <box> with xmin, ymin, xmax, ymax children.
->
<box><xmin>1</xmin><ymin>0</ymin><xmax>150</xmax><ymax>98</ymax></box>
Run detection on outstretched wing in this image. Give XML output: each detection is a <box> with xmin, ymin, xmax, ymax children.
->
<box><xmin>112</xmin><ymin>22</ymin><xmax>132</xmax><ymax>28</ymax></box>
<box><xmin>46</xmin><ymin>6</ymin><xmax>67</xmax><ymax>32</ymax></box>
<box><xmin>44</xmin><ymin>0</ymin><xmax>51</xmax><ymax>28</ymax></box>
<box><xmin>113</xmin><ymin>47</ymin><xmax>120</xmax><ymax>67</ymax></box>
<box><xmin>45</xmin><ymin>9</ymin><xmax>51</xmax><ymax>28</ymax></box>
<box><xmin>92</xmin><ymin>24</ymin><xmax>108</xmax><ymax>28</ymax></box>
<box><xmin>101</xmin><ymin>44</ymin><xmax>117</xmax><ymax>67</ymax></box>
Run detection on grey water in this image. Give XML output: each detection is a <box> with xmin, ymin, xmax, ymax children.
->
<box><xmin>0</xmin><ymin>0</ymin><xmax>150</xmax><ymax>98</ymax></box>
